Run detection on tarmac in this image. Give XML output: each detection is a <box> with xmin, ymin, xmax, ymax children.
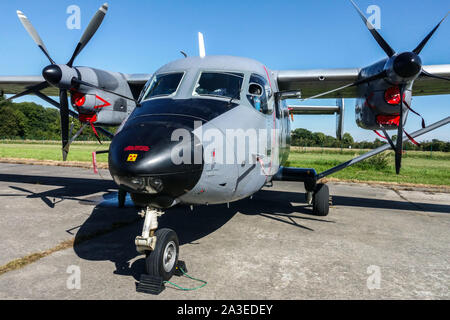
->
<box><xmin>0</xmin><ymin>163</ymin><xmax>448</xmax><ymax>300</ymax></box>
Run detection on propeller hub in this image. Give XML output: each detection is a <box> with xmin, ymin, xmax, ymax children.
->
<box><xmin>393</xmin><ymin>52</ymin><xmax>422</xmax><ymax>79</ymax></box>
<box><xmin>42</xmin><ymin>65</ymin><xmax>63</xmax><ymax>86</ymax></box>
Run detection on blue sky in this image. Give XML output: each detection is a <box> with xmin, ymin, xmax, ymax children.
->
<box><xmin>0</xmin><ymin>0</ymin><xmax>449</xmax><ymax>141</ymax></box>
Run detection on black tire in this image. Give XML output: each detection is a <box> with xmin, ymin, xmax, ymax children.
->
<box><xmin>145</xmin><ymin>228</ymin><xmax>179</xmax><ymax>281</ymax></box>
<box><xmin>118</xmin><ymin>189</ymin><xmax>127</xmax><ymax>208</ymax></box>
<box><xmin>312</xmin><ymin>184</ymin><xmax>329</xmax><ymax>217</ymax></box>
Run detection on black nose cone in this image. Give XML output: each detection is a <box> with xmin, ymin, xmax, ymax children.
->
<box><xmin>109</xmin><ymin>115</ymin><xmax>204</xmax><ymax>200</ymax></box>
<box><xmin>394</xmin><ymin>52</ymin><xmax>422</xmax><ymax>78</ymax></box>
<box><xmin>42</xmin><ymin>65</ymin><xmax>62</xmax><ymax>86</ymax></box>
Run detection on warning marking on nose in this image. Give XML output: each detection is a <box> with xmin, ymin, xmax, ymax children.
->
<box><xmin>127</xmin><ymin>154</ymin><xmax>138</xmax><ymax>162</ymax></box>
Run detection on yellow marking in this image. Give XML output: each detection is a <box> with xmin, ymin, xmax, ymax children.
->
<box><xmin>127</xmin><ymin>154</ymin><xmax>138</xmax><ymax>162</ymax></box>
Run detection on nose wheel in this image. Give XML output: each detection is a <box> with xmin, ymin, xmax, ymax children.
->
<box><xmin>135</xmin><ymin>207</ymin><xmax>179</xmax><ymax>281</ymax></box>
<box><xmin>145</xmin><ymin>228</ymin><xmax>179</xmax><ymax>281</ymax></box>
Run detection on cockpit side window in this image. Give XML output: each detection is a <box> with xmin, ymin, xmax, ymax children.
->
<box><xmin>247</xmin><ymin>74</ymin><xmax>268</xmax><ymax>113</ymax></box>
<box><xmin>194</xmin><ymin>72</ymin><xmax>244</xmax><ymax>100</ymax></box>
<box><xmin>141</xmin><ymin>72</ymin><xmax>184</xmax><ymax>101</ymax></box>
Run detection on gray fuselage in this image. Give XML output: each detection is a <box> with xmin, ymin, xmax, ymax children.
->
<box><xmin>108</xmin><ymin>56</ymin><xmax>291</xmax><ymax>208</ymax></box>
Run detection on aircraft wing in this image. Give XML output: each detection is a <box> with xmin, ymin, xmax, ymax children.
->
<box><xmin>0</xmin><ymin>73</ymin><xmax>152</xmax><ymax>98</ymax></box>
<box><xmin>275</xmin><ymin>64</ymin><xmax>450</xmax><ymax>99</ymax></box>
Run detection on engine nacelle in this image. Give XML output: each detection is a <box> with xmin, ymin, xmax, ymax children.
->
<box><xmin>69</xmin><ymin>67</ymin><xmax>136</xmax><ymax>126</ymax></box>
<box><xmin>71</xmin><ymin>91</ymin><xmax>131</xmax><ymax>126</ymax></box>
<box><xmin>355</xmin><ymin>82</ymin><xmax>412</xmax><ymax>131</ymax></box>
<box><xmin>354</xmin><ymin>53</ymin><xmax>423</xmax><ymax>131</ymax></box>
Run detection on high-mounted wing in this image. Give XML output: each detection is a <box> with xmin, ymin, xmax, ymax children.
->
<box><xmin>414</xmin><ymin>65</ymin><xmax>450</xmax><ymax>96</ymax></box>
<box><xmin>0</xmin><ymin>75</ymin><xmax>58</xmax><ymax>97</ymax></box>
<box><xmin>275</xmin><ymin>64</ymin><xmax>450</xmax><ymax>99</ymax></box>
<box><xmin>0</xmin><ymin>73</ymin><xmax>152</xmax><ymax>98</ymax></box>
<box><xmin>275</xmin><ymin>68</ymin><xmax>360</xmax><ymax>99</ymax></box>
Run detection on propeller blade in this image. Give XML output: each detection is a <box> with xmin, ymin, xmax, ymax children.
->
<box><xmin>16</xmin><ymin>10</ymin><xmax>55</xmax><ymax>64</ymax></box>
<box><xmin>7</xmin><ymin>81</ymin><xmax>49</xmax><ymax>101</ymax></box>
<box><xmin>95</xmin><ymin>126</ymin><xmax>115</xmax><ymax>140</ymax></box>
<box><xmin>59</xmin><ymin>90</ymin><xmax>70</xmax><ymax>161</ymax></box>
<box><xmin>302</xmin><ymin>70</ymin><xmax>387</xmax><ymax>101</ymax></box>
<box><xmin>71</xmin><ymin>77</ymin><xmax>136</xmax><ymax>102</ymax></box>
<box><xmin>395</xmin><ymin>85</ymin><xmax>405</xmax><ymax>174</ymax></box>
<box><xmin>67</xmin><ymin>3</ymin><xmax>109</xmax><ymax>67</ymax></box>
<box><xmin>349</xmin><ymin>0</ymin><xmax>396</xmax><ymax>57</ymax></box>
<box><xmin>63</xmin><ymin>123</ymin><xmax>88</xmax><ymax>155</ymax></box>
<box><xmin>413</xmin><ymin>12</ymin><xmax>449</xmax><ymax>55</ymax></box>
<box><xmin>421</xmin><ymin>69</ymin><xmax>450</xmax><ymax>81</ymax></box>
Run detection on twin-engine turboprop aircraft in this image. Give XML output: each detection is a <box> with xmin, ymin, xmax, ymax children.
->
<box><xmin>0</xmin><ymin>1</ymin><xmax>449</xmax><ymax>281</ymax></box>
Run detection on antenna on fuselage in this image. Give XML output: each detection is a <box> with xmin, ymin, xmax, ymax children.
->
<box><xmin>198</xmin><ymin>32</ymin><xmax>206</xmax><ymax>58</ymax></box>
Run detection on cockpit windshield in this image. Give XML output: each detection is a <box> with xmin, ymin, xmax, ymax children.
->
<box><xmin>194</xmin><ymin>72</ymin><xmax>244</xmax><ymax>100</ymax></box>
<box><xmin>142</xmin><ymin>72</ymin><xmax>184</xmax><ymax>101</ymax></box>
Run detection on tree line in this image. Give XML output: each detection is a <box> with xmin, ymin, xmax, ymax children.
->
<box><xmin>0</xmin><ymin>95</ymin><xmax>106</xmax><ymax>141</ymax></box>
<box><xmin>291</xmin><ymin>128</ymin><xmax>450</xmax><ymax>152</ymax></box>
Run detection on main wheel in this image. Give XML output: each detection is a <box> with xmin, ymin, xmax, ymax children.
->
<box><xmin>312</xmin><ymin>184</ymin><xmax>329</xmax><ymax>217</ymax></box>
<box><xmin>145</xmin><ymin>228</ymin><xmax>179</xmax><ymax>281</ymax></box>
<box><xmin>118</xmin><ymin>189</ymin><xmax>127</xmax><ymax>208</ymax></box>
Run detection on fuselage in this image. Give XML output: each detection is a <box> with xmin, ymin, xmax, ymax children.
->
<box><xmin>108</xmin><ymin>56</ymin><xmax>291</xmax><ymax>208</ymax></box>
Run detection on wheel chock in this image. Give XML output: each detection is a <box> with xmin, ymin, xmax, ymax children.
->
<box><xmin>174</xmin><ymin>260</ymin><xmax>188</xmax><ymax>277</ymax></box>
<box><xmin>136</xmin><ymin>274</ymin><xmax>165</xmax><ymax>295</ymax></box>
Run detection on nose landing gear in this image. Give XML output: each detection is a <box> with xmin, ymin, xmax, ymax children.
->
<box><xmin>135</xmin><ymin>207</ymin><xmax>179</xmax><ymax>281</ymax></box>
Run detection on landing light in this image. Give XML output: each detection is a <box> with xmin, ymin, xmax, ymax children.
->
<box><xmin>384</xmin><ymin>86</ymin><xmax>401</xmax><ymax>105</ymax></box>
<box><xmin>115</xmin><ymin>176</ymin><xmax>164</xmax><ymax>194</ymax></box>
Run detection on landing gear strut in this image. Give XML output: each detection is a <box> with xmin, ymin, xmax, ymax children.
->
<box><xmin>135</xmin><ymin>207</ymin><xmax>179</xmax><ymax>281</ymax></box>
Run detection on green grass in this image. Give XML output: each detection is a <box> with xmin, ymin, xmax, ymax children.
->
<box><xmin>0</xmin><ymin>141</ymin><xmax>449</xmax><ymax>186</ymax></box>
<box><xmin>287</xmin><ymin>149</ymin><xmax>450</xmax><ymax>186</ymax></box>
<box><xmin>0</xmin><ymin>142</ymin><xmax>110</xmax><ymax>163</ymax></box>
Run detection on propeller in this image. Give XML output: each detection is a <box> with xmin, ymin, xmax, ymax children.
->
<box><xmin>413</xmin><ymin>12</ymin><xmax>449</xmax><ymax>55</ymax></box>
<box><xmin>17</xmin><ymin>10</ymin><xmax>55</xmax><ymax>65</ymax></box>
<box><xmin>352</xmin><ymin>3</ymin><xmax>449</xmax><ymax>174</ymax></box>
<box><xmin>303</xmin><ymin>1</ymin><xmax>450</xmax><ymax>174</ymax></box>
<box><xmin>349</xmin><ymin>0</ymin><xmax>395</xmax><ymax>57</ymax></box>
<box><xmin>67</xmin><ymin>3</ymin><xmax>109</xmax><ymax>67</ymax></box>
<box><xmin>10</xmin><ymin>3</ymin><xmax>120</xmax><ymax>161</ymax></box>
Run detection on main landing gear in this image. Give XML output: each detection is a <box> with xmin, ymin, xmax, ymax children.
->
<box><xmin>306</xmin><ymin>183</ymin><xmax>330</xmax><ymax>217</ymax></box>
<box><xmin>135</xmin><ymin>207</ymin><xmax>179</xmax><ymax>281</ymax></box>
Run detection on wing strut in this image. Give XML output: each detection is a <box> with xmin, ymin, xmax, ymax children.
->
<box><xmin>316</xmin><ymin>116</ymin><xmax>450</xmax><ymax>180</ymax></box>
<box><xmin>274</xmin><ymin>116</ymin><xmax>450</xmax><ymax>188</ymax></box>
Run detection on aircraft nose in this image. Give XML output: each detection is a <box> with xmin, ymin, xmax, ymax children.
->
<box><xmin>108</xmin><ymin>116</ymin><xmax>204</xmax><ymax>200</ymax></box>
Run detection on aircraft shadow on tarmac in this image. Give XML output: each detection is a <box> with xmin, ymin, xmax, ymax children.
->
<box><xmin>71</xmin><ymin>188</ymin><xmax>449</xmax><ymax>282</ymax></box>
<box><xmin>71</xmin><ymin>189</ymin><xmax>332</xmax><ymax>281</ymax></box>
<box><xmin>1</xmin><ymin>173</ymin><xmax>449</xmax><ymax>281</ymax></box>
<box><xmin>0</xmin><ymin>173</ymin><xmax>116</xmax><ymax>208</ymax></box>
